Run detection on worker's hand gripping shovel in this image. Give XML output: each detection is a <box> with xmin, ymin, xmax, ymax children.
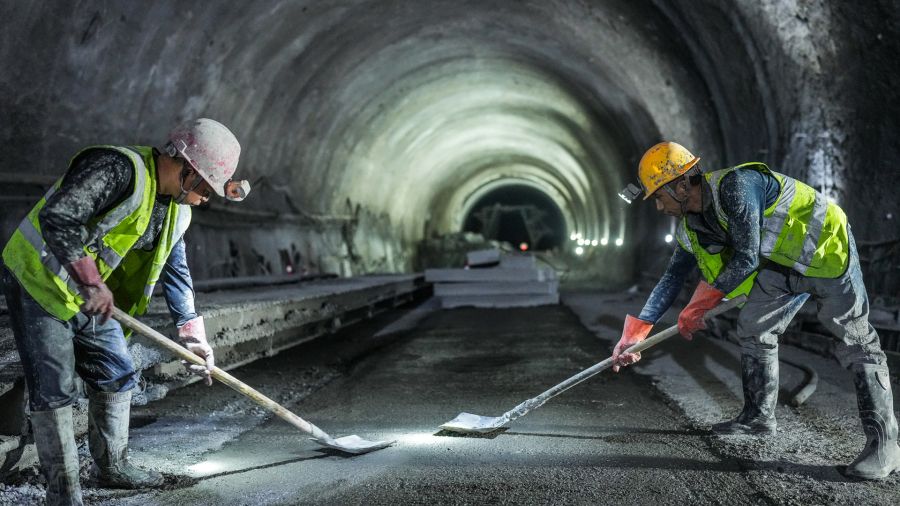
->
<box><xmin>113</xmin><ymin>308</ymin><xmax>394</xmax><ymax>454</ymax></box>
<box><xmin>440</xmin><ymin>295</ymin><xmax>746</xmax><ymax>434</ymax></box>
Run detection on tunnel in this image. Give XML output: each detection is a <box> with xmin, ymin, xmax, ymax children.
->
<box><xmin>1</xmin><ymin>1</ymin><xmax>899</xmax><ymax>504</ymax></box>
<box><xmin>462</xmin><ymin>184</ymin><xmax>567</xmax><ymax>251</ymax></box>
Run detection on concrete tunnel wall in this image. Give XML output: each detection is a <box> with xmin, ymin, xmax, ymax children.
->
<box><xmin>1</xmin><ymin>0</ymin><xmax>898</xmax><ymax>291</ymax></box>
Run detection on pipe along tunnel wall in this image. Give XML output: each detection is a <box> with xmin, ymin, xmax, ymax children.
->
<box><xmin>1</xmin><ymin>0</ymin><xmax>900</xmax><ymax>486</ymax></box>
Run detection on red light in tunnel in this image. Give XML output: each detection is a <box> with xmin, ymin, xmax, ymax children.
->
<box><xmin>519</xmin><ymin>242</ymin><xmax>529</xmax><ymax>251</ymax></box>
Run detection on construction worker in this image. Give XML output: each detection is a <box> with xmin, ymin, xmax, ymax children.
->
<box><xmin>0</xmin><ymin>118</ymin><xmax>251</xmax><ymax>505</ymax></box>
<box><xmin>611</xmin><ymin>141</ymin><xmax>899</xmax><ymax>480</ymax></box>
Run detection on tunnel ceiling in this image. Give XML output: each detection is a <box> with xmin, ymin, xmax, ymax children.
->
<box><xmin>221</xmin><ymin>0</ymin><xmax>726</xmax><ymax>248</ymax></box>
<box><xmin>2</xmin><ymin>0</ymin><xmax>898</xmax><ymax>275</ymax></box>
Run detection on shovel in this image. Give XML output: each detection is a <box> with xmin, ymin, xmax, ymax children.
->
<box><xmin>440</xmin><ymin>295</ymin><xmax>746</xmax><ymax>434</ymax></box>
<box><xmin>113</xmin><ymin>308</ymin><xmax>394</xmax><ymax>454</ymax></box>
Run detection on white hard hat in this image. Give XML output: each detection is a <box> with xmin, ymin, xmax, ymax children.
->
<box><xmin>166</xmin><ymin>118</ymin><xmax>250</xmax><ymax>201</ymax></box>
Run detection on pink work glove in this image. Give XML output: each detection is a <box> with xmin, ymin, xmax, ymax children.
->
<box><xmin>677</xmin><ymin>281</ymin><xmax>726</xmax><ymax>340</ymax></box>
<box><xmin>64</xmin><ymin>256</ymin><xmax>115</xmax><ymax>323</ymax></box>
<box><xmin>178</xmin><ymin>316</ymin><xmax>215</xmax><ymax>386</ymax></box>
<box><xmin>612</xmin><ymin>315</ymin><xmax>654</xmax><ymax>372</ymax></box>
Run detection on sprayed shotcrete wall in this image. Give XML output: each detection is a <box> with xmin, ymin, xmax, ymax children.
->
<box><xmin>0</xmin><ymin>0</ymin><xmax>898</xmax><ymax>291</ymax></box>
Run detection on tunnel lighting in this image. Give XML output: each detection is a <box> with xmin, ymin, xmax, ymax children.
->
<box><xmin>575</xmin><ymin>246</ymin><xmax>584</xmax><ymax>255</ymax></box>
<box><xmin>188</xmin><ymin>460</ymin><xmax>223</xmax><ymax>475</ymax></box>
<box><xmin>591</xmin><ymin>239</ymin><xmax>599</xmax><ymax>246</ymax></box>
<box><xmin>519</xmin><ymin>242</ymin><xmax>529</xmax><ymax>251</ymax></box>
<box><xmin>577</xmin><ymin>239</ymin><xmax>585</xmax><ymax>246</ymax></box>
<box><xmin>569</xmin><ymin>233</ymin><xmax>578</xmax><ymax>241</ymax></box>
<box><xmin>615</xmin><ymin>238</ymin><xmax>624</xmax><ymax>247</ymax></box>
<box><xmin>618</xmin><ymin>183</ymin><xmax>643</xmax><ymax>205</ymax></box>
<box><xmin>600</xmin><ymin>238</ymin><xmax>609</xmax><ymax>246</ymax></box>
<box><xmin>664</xmin><ymin>234</ymin><xmax>673</xmax><ymax>243</ymax></box>
<box><xmin>399</xmin><ymin>432</ymin><xmax>443</xmax><ymax>446</ymax></box>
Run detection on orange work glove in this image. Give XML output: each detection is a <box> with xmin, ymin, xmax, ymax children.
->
<box><xmin>677</xmin><ymin>280</ymin><xmax>726</xmax><ymax>340</ymax></box>
<box><xmin>612</xmin><ymin>315</ymin><xmax>654</xmax><ymax>372</ymax></box>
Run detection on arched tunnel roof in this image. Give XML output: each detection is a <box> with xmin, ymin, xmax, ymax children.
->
<box><xmin>1</xmin><ymin>0</ymin><xmax>898</xmax><ymax>284</ymax></box>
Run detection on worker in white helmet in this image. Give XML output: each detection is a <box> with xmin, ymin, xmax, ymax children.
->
<box><xmin>1</xmin><ymin>119</ymin><xmax>250</xmax><ymax>505</ymax></box>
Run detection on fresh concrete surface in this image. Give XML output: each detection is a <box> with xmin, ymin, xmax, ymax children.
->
<box><xmin>1</xmin><ymin>290</ymin><xmax>898</xmax><ymax>504</ymax></box>
<box><xmin>0</xmin><ymin>274</ymin><xmax>427</xmax><ymax>481</ymax></box>
<box><xmin>88</xmin><ymin>303</ymin><xmax>763</xmax><ymax>505</ymax></box>
<box><xmin>563</xmin><ymin>290</ymin><xmax>900</xmax><ymax>504</ymax></box>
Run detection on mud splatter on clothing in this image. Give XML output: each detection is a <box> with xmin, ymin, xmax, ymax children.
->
<box><xmin>639</xmin><ymin>169</ymin><xmax>779</xmax><ymax>323</ymax></box>
<box><xmin>36</xmin><ymin>147</ymin><xmax>197</xmax><ymax>325</ymax></box>
<box><xmin>39</xmin><ymin>148</ymin><xmax>170</xmax><ymax>263</ymax></box>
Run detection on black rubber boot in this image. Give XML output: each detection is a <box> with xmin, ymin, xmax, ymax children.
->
<box><xmin>87</xmin><ymin>387</ymin><xmax>164</xmax><ymax>489</ymax></box>
<box><xmin>711</xmin><ymin>353</ymin><xmax>778</xmax><ymax>435</ymax></box>
<box><xmin>30</xmin><ymin>406</ymin><xmax>84</xmax><ymax>506</ymax></box>
<box><xmin>845</xmin><ymin>364</ymin><xmax>900</xmax><ymax>480</ymax></box>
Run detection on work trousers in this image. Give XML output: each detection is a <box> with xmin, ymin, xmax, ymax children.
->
<box><xmin>735</xmin><ymin>232</ymin><xmax>887</xmax><ymax>369</ymax></box>
<box><xmin>2</xmin><ymin>268</ymin><xmax>137</xmax><ymax>412</ymax></box>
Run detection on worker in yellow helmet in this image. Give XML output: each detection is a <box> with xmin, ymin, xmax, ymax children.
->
<box><xmin>612</xmin><ymin>141</ymin><xmax>898</xmax><ymax>480</ymax></box>
<box><xmin>1</xmin><ymin>119</ymin><xmax>251</xmax><ymax>505</ymax></box>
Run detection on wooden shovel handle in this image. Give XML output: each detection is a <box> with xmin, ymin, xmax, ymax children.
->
<box><xmin>112</xmin><ymin>308</ymin><xmax>332</xmax><ymax>441</ymax></box>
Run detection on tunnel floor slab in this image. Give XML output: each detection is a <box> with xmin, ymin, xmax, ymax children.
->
<box><xmin>89</xmin><ymin>304</ymin><xmax>763</xmax><ymax>505</ymax></box>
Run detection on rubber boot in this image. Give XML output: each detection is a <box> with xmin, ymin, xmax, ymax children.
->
<box><xmin>711</xmin><ymin>352</ymin><xmax>778</xmax><ymax>435</ymax></box>
<box><xmin>86</xmin><ymin>387</ymin><xmax>164</xmax><ymax>489</ymax></box>
<box><xmin>30</xmin><ymin>406</ymin><xmax>84</xmax><ymax>506</ymax></box>
<box><xmin>845</xmin><ymin>364</ymin><xmax>900</xmax><ymax>480</ymax></box>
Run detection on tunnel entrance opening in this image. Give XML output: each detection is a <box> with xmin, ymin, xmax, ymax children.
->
<box><xmin>462</xmin><ymin>185</ymin><xmax>565</xmax><ymax>251</ymax></box>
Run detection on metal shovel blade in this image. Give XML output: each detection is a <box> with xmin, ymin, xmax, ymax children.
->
<box><xmin>439</xmin><ymin>412</ymin><xmax>507</xmax><ymax>434</ymax></box>
<box><xmin>312</xmin><ymin>435</ymin><xmax>396</xmax><ymax>454</ymax></box>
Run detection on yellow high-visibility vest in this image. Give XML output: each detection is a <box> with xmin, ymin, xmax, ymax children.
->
<box><xmin>2</xmin><ymin>146</ymin><xmax>191</xmax><ymax>321</ymax></box>
<box><xmin>675</xmin><ymin>162</ymin><xmax>849</xmax><ymax>294</ymax></box>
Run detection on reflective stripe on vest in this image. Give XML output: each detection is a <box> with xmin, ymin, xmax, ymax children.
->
<box><xmin>143</xmin><ymin>209</ymin><xmax>191</xmax><ymax>300</ymax></box>
<box><xmin>83</xmin><ymin>146</ymin><xmax>149</xmax><ymax>259</ymax></box>
<box><xmin>13</xmin><ymin>146</ymin><xmax>148</xmax><ymax>273</ymax></box>
<box><xmin>704</xmin><ymin>163</ymin><xmax>848</xmax><ymax>278</ymax></box>
<box><xmin>1</xmin><ymin>146</ymin><xmax>189</xmax><ymax>321</ymax></box>
<box><xmin>674</xmin><ymin>221</ymin><xmax>692</xmax><ymax>254</ymax></box>
<box><xmin>103</xmin><ymin>197</ymin><xmax>191</xmax><ymax>320</ymax></box>
<box><xmin>674</xmin><ymin>220</ymin><xmax>756</xmax><ymax>299</ymax></box>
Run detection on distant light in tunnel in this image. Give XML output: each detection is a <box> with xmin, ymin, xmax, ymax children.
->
<box><xmin>591</xmin><ymin>239</ymin><xmax>599</xmax><ymax>246</ymax></box>
<box><xmin>577</xmin><ymin>239</ymin><xmax>586</xmax><ymax>246</ymax></box>
<box><xmin>615</xmin><ymin>238</ymin><xmax>624</xmax><ymax>247</ymax></box>
<box><xmin>664</xmin><ymin>234</ymin><xmax>673</xmax><ymax>243</ymax></box>
<box><xmin>575</xmin><ymin>246</ymin><xmax>584</xmax><ymax>255</ymax></box>
<box><xmin>570</xmin><ymin>233</ymin><xmax>578</xmax><ymax>241</ymax></box>
<box><xmin>462</xmin><ymin>184</ymin><xmax>567</xmax><ymax>251</ymax></box>
<box><xmin>520</xmin><ymin>242</ymin><xmax>529</xmax><ymax>251</ymax></box>
<box><xmin>600</xmin><ymin>237</ymin><xmax>609</xmax><ymax>246</ymax></box>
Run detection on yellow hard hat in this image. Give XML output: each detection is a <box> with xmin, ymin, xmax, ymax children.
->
<box><xmin>638</xmin><ymin>141</ymin><xmax>700</xmax><ymax>199</ymax></box>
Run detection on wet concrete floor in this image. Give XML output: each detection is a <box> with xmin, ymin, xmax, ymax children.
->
<box><xmin>91</xmin><ymin>304</ymin><xmax>766</xmax><ymax>505</ymax></box>
<box><xmin>6</xmin><ymin>296</ymin><xmax>897</xmax><ymax>504</ymax></box>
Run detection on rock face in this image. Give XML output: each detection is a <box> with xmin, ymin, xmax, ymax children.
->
<box><xmin>0</xmin><ymin>1</ymin><xmax>897</xmax><ymax>288</ymax></box>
